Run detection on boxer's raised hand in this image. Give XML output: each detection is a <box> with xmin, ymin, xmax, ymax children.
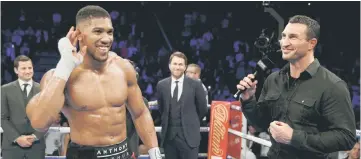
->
<box><xmin>236</xmin><ymin>74</ymin><xmax>258</xmax><ymax>101</ymax></box>
<box><xmin>54</xmin><ymin>26</ymin><xmax>87</xmax><ymax>81</ymax></box>
<box><xmin>60</xmin><ymin>26</ymin><xmax>87</xmax><ymax>64</ymax></box>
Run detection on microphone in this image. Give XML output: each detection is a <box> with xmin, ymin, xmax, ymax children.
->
<box><xmin>233</xmin><ymin>71</ymin><xmax>258</xmax><ymax>98</ymax></box>
<box><xmin>233</xmin><ymin>58</ymin><xmax>273</xmax><ymax>99</ymax></box>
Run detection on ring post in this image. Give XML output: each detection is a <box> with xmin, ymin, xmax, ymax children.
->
<box><xmin>207</xmin><ymin>101</ymin><xmax>231</xmax><ymax>159</ymax></box>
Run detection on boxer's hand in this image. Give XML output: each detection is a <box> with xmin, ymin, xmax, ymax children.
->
<box><xmin>16</xmin><ymin>135</ymin><xmax>33</xmax><ymax>147</ymax></box>
<box><xmin>236</xmin><ymin>74</ymin><xmax>258</xmax><ymax>101</ymax></box>
<box><xmin>148</xmin><ymin>147</ymin><xmax>162</xmax><ymax>159</ymax></box>
<box><xmin>54</xmin><ymin>26</ymin><xmax>87</xmax><ymax>81</ymax></box>
<box><xmin>59</xmin><ymin>26</ymin><xmax>87</xmax><ymax>65</ymax></box>
<box><xmin>269</xmin><ymin>121</ymin><xmax>293</xmax><ymax>144</ymax></box>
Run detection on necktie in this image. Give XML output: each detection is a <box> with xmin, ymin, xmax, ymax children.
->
<box><xmin>173</xmin><ymin>81</ymin><xmax>179</xmax><ymax>102</ymax></box>
<box><xmin>23</xmin><ymin>83</ymin><xmax>29</xmax><ymax>97</ymax></box>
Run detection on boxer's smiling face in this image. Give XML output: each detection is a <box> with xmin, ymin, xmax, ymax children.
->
<box><xmin>78</xmin><ymin>17</ymin><xmax>114</xmax><ymax>62</ymax></box>
<box><xmin>169</xmin><ymin>56</ymin><xmax>186</xmax><ymax>79</ymax></box>
<box><xmin>280</xmin><ymin>23</ymin><xmax>317</xmax><ymax>62</ymax></box>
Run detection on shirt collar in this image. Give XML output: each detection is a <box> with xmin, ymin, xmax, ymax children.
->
<box><xmin>18</xmin><ymin>78</ymin><xmax>33</xmax><ymax>87</ymax></box>
<box><xmin>172</xmin><ymin>74</ymin><xmax>185</xmax><ymax>84</ymax></box>
<box><xmin>280</xmin><ymin>58</ymin><xmax>320</xmax><ymax>78</ymax></box>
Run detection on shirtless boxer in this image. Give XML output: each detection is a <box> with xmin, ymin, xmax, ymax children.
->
<box><xmin>26</xmin><ymin>5</ymin><xmax>161</xmax><ymax>159</ymax></box>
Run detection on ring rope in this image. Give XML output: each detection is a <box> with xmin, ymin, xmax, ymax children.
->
<box><xmin>46</xmin><ymin>126</ymin><xmax>270</xmax><ymax>148</ymax></box>
<box><xmin>43</xmin><ymin>153</ymin><xmax>234</xmax><ymax>159</ymax></box>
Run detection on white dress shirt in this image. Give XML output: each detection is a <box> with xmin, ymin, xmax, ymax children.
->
<box><xmin>18</xmin><ymin>78</ymin><xmax>33</xmax><ymax>96</ymax></box>
<box><xmin>14</xmin><ymin>78</ymin><xmax>35</xmax><ymax>143</ymax></box>
<box><xmin>171</xmin><ymin>74</ymin><xmax>184</xmax><ymax>101</ymax></box>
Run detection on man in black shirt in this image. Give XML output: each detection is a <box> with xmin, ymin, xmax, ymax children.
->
<box><xmin>236</xmin><ymin>15</ymin><xmax>356</xmax><ymax>159</ymax></box>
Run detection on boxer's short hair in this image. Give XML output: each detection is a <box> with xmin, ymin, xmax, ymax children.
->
<box><xmin>288</xmin><ymin>15</ymin><xmax>320</xmax><ymax>40</ymax></box>
<box><xmin>169</xmin><ymin>51</ymin><xmax>188</xmax><ymax>66</ymax></box>
<box><xmin>14</xmin><ymin>55</ymin><xmax>32</xmax><ymax>69</ymax></box>
<box><xmin>76</xmin><ymin>5</ymin><xmax>110</xmax><ymax>26</ymax></box>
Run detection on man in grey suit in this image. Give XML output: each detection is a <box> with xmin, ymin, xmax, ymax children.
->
<box><xmin>156</xmin><ymin>52</ymin><xmax>208</xmax><ymax>159</ymax></box>
<box><xmin>1</xmin><ymin>55</ymin><xmax>46</xmax><ymax>159</ymax></box>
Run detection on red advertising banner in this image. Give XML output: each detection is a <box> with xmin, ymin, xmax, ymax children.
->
<box><xmin>207</xmin><ymin>101</ymin><xmax>231</xmax><ymax>159</ymax></box>
<box><xmin>227</xmin><ymin>101</ymin><xmax>243</xmax><ymax>159</ymax></box>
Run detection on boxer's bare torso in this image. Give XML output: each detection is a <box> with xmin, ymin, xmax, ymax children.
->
<box><xmin>47</xmin><ymin>56</ymin><xmax>131</xmax><ymax>146</ymax></box>
<box><xmin>26</xmin><ymin>9</ymin><xmax>159</xmax><ymax>155</ymax></box>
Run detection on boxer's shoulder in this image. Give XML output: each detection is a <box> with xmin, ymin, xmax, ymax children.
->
<box><xmin>66</xmin><ymin>66</ymin><xmax>90</xmax><ymax>83</ymax></box>
<box><xmin>108</xmin><ymin>51</ymin><xmax>119</xmax><ymax>58</ymax></box>
<box><xmin>106</xmin><ymin>53</ymin><xmax>135</xmax><ymax>73</ymax></box>
<box><xmin>109</xmin><ymin>56</ymin><xmax>138</xmax><ymax>85</ymax></box>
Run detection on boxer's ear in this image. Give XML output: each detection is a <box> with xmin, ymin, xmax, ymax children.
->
<box><xmin>77</xmin><ymin>30</ymin><xmax>83</xmax><ymax>41</ymax></box>
<box><xmin>77</xmin><ymin>31</ymin><xmax>85</xmax><ymax>48</ymax></box>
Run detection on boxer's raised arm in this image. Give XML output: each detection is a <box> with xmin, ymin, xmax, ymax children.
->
<box><xmin>121</xmin><ymin>59</ymin><xmax>158</xmax><ymax>148</ymax></box>
<box><xmin>26</xmin><ymin>69</ymin><xmax>66</xmax><ymax>132</ymax></box>
<box><xmin>27</xmin><ymin>28</ymin><xmax>86</xmax><ymax>132</ymax></box>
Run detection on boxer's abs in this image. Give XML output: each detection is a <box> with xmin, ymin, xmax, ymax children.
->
<box><xmin>66</xmin><ymin>106</ymin><xmax>128</xmax><ymax>146</ymax></box>
<box><xmin>62</xmin><ymin>67</ymin><xmax>129</xmax><ymax>146</ymax></box>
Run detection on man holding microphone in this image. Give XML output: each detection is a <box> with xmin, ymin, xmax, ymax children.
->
<box><xmin>236</xmin><ymin>15</ymin><xmax>356</xmax><ymax>158</ymax></box>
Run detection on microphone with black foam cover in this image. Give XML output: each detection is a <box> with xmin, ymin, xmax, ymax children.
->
<box><xmin>233</xmin><ymin>57</ymin><xmax>273</xmax><ymax>99</ymax></box>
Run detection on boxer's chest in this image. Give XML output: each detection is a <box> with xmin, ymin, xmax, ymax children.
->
<box><xmin>65</xmin><ymin>70</ymin><xmax>128</xmax><ymax>111</ymax></box>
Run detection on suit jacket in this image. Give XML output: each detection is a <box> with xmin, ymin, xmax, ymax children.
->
<box><xmin>156</xmin><ymin>76</ymin><xmax>208</xmax><ymax>147</ymax></box>
<box><xmin>1</xmin><ymin>80</ymin><xmax>46</xmax><ymax>150</ymax></box>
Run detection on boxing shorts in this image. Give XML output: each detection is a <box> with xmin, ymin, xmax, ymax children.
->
<box><xmin>66</xmin><ymin>138</ymin><xmax>135</xmax><ymax>159</ymax></box>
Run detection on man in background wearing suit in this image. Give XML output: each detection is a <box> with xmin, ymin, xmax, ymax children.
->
<box><xmin>185</xmin><ymin>63</ymin><xmax>210</xmax><ymax>154</ymax></box>
<box><xmin>1</xmin><ymin>55</ymin><xmax>46</xmax><ymax>159</ymax></box>
<box><xmin>186</xmin><ymin>63</ymin><xmax>209</xmax><ymax>103</ymax></box>
<box><xmin>156</xmin><ymin>52</ymin><xmax>208</xmax><ymax>159</ymax></box>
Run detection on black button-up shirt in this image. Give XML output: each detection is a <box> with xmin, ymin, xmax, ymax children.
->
<box><xmin>242</xmin><ymin>58</ymin><xmax>356</xmax><ymax>159</ymax></box>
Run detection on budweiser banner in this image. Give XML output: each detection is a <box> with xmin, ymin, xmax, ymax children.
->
<box><xmin>228</xmin><ymin>101</ymin><xmax>243</xmax><ymax>159</ymax></box>
<box><xmin>208</xmin><ymin>101</ymin><xmax>231</xmax><ymax>159</ymax></box>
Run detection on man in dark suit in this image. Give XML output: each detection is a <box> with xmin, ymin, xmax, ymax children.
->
<box><xmin>185</xmin><ymin>63</ymin><xmax>210</xmax><ymax>154</ymax></box>
<box><xmin>1</xmin><ymin>55</ymin><xmax>46</xmax><ymax>159</ymax></box>
<box><xmin>185</xmin><ymin>63</ymin><xmax>209</xmax><ymax>103</ymax></box>
<box><xmin>156</xmin><ymin>51</ymin><xmax>208</xmax><ymax>159</ymax></box>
